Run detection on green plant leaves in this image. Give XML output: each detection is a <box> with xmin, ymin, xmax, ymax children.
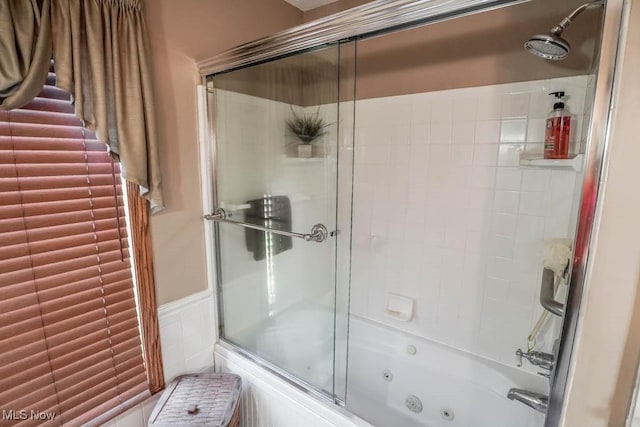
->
<box><xmin>285</xmin><ymin>107</ymin><xmax>328</xmax><ymax>143</ymax></box>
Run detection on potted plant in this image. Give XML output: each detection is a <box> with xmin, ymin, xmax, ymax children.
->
<box><xmin>285</xmin><ymin>107</ymin><xmax>328</xmax><ymax>158</ymax></box>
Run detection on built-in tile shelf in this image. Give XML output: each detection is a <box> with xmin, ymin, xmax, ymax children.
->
<box><xmin>519</xmin><ymin>153</ymin><xmax>584</xmax><ymax>171</ymax></box>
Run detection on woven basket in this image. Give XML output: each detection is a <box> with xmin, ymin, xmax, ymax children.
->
<box><xmin>148</xmin><ymin>373</ymin><xmax>241</xmax><ymax>426</ymax></box>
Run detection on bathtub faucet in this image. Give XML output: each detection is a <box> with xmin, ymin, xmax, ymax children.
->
<box><xmin>507</xmin><ymin>388</ymin><xmax>549</xmax><ymax>413</ymax></box>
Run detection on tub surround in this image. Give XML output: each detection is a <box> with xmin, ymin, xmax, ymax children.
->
<box><xmin>349</xmin><ymin>75</ymin><xmax>590</xmax><ymax>371</ymax></box>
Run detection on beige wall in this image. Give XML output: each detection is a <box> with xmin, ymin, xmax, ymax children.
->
<box><xmin>145</xmin><ymin>0</ymin><xmax>302</xmax><ymax>305</ymax></box>
<box><xmin>212</xmin><ymin>50</ymin><xmax>339</xmax><ymax>106</ymax></box>
<box><xmin>562</xmin><ymin>1</ymin><xmax>640</xmax><ymax>425</ymax></box>
<box><xmin>305</xmin><ymin>0</ymin><xmax>601</xmax><ymax>99</ymax></box>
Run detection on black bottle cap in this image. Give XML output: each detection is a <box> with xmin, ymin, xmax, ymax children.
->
<box><xmin>554</xmin><ymin>101</ymin><xmax>565</xmax><ymax>110</ymax></box>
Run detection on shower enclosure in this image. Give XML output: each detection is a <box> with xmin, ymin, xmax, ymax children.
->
<box><xmin>199</xmin><ymin>1</ymin><xmax>618</xmax><ymax>426</ymax></box>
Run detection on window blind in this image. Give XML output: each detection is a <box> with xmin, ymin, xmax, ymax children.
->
<box><xmin>0</xmin><ymin>70</ymin><xmax>150</xmax><ymax>426</ymax></box>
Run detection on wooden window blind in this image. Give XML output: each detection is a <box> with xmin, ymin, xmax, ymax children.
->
<box><xmin>0</xmin><ymin>70</ymin><xmax>150</xmax><ymax>425</ymax></box>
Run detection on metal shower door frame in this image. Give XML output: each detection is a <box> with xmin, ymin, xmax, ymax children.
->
<box><xmin>197</xmin><ymin>0</ymin><xmax>529</xmax><ymax>76</ymax></box>
<box><xmin>546</xmin><ymin>0</ymin><xmax>626</xmax><ymax>425</ymax></box>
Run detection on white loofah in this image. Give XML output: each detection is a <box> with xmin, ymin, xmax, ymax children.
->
<box><xmin>542</xmin><ymin>238</ymin><xmax>573</xmax><ymax>278</ymax></box>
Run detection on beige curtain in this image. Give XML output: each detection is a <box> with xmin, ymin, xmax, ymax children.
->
<box><xmin>0</xmin><ymin>0</ymin><xmax>52</xmax><ymax>110</ymax></box>
<box><xmin>51</xmin><ymin>0</ymin><xmax>164</xmax><ymax>211</ymax></box>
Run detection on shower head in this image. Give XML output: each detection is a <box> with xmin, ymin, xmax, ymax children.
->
<box><xmin>525</xmin><ymin>33</ymin><xmax>571</xmax><ymax>60</ymax></box>
<box><xmin>525</xmin><ymin>0</ymin><xmax>604</xmax><ymax>60</ymax></box>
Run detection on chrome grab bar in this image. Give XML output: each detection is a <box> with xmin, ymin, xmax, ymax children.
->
<box><xmin>540</xmin><ymin>268</ymin><xmax>564</xmax><ymax>317</ymax></box>
<box><xmin>204</xmin><ymin>208</ymin><xmax>329</xmax><ymax>243</ymax></box>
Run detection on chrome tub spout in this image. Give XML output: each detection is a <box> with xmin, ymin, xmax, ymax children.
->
<box><xmin>507</xmin><ymin>388</ymin><xmax>549</xmax><ymax>413</ymax></box>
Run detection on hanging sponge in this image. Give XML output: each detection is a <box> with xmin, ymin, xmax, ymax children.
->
<box><xmin>542</xmin><ymin>238</ymin><xmax>573</xmax><ymax>279</ymax></box>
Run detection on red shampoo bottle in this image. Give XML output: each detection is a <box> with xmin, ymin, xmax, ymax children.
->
<box><xmin>544</xmin><ymin>91</ymin><xmax>572</xmax><ymax>159</ymax></box>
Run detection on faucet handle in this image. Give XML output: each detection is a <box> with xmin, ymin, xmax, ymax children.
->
<box><xmin>516</xmin><ymin>348</ymin><xmax>524</xmax><ymax>367</ymax></box>
<box><xmin>515</xmin><ymin>348</ymin><xmax>555</xmax><ymax>370</ymax></box>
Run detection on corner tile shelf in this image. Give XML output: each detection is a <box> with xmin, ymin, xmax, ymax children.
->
<box><xmin>519</xmin><ymin>153</ymin><xmax>584</xmax><ymax>172</ymax></box>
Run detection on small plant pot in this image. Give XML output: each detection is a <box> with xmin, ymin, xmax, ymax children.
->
<box><xmin>297</xmin><ymin>144</ymin><xmax>313</xmax><ymax>158</ymax></box>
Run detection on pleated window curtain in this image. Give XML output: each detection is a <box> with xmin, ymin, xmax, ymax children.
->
<box><xmin>0</xmin><ymin>69</ymin><xmax>150</xmax><ymax>425</ymax></box>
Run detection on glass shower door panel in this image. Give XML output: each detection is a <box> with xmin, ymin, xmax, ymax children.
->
<box><xmin>209</xmin><ymin>45</ymin><xmax>341</xmax><ymax>394</ymax></box>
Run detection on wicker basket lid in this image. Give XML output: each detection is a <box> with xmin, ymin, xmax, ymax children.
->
<box><xmin>148</xmin><ymin>373</ymin><xmax>241</xmax><ymax>426</ymax></box>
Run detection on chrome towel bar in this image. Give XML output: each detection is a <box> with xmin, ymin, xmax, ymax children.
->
<box><xmin>204</xmin><ymin>208</ymin><xmax>329</xmax><ymax>243</ymax></box>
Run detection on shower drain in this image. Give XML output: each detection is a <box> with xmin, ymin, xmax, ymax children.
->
<box><xmin>405</xmin><ymin>395</ymin><xmax>423</xmax><ymax>413</ymax></box>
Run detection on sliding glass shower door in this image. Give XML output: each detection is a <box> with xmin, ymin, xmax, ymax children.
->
<box><xmin>207</xmin><ymin>42</ymin><xmax>355</xmax><ymax>399</ymax></box>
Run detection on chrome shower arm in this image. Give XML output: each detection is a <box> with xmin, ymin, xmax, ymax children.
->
<box><xmin>551</xmin><ymin>0</ymin><xmax>605</xmax><ymax>35</ymax></box>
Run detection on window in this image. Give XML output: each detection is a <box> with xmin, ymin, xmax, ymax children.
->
<box><xmin>0</xmin><ymin>69</ymin><xmax>160</xmax><ymax>425</ymax></box>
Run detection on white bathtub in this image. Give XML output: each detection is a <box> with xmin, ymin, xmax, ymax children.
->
<box><xmin>345</xmin><ymin>316</ymin><xmax>548</xmax><ymax>427</ymax></box>
<box><xmin>233</xmin><ymin>304</ymin><xmax>336</xmax><ymax>392</ymax></box>
<box><xmin>226</xmin><ymin>305</ymin><xmax>548</xmax><ymax>427</ymax></box>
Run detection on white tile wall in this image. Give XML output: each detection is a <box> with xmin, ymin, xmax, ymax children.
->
<box><xmin>350</xmin><ymin>75</ymin><xmax>590</xmax><ymax>367</ymax></box>
<box><xmin>158</xmin><ymin>292</ymin><xmax>216</xmax><ymax>381</ymax></box>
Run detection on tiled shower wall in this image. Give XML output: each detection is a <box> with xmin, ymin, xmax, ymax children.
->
<box><xmin>349</xmin><ymin>75</ymin><xmax>590</xmax><ymax>366</ymax></box>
